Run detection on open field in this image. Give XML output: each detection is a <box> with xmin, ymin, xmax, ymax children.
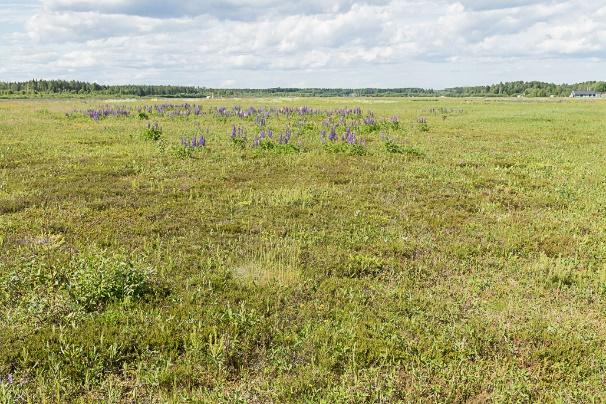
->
<box><xmin>1</xmin><ymin>97</ymin><xmax>606</xmax><ymax>402</ymax></box>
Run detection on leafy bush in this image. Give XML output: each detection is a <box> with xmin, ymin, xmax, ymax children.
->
<box><xmin>142</xmin><ymin>122</ymin><xmax>163</xmax><ymax>141</ymax></box>
<box><xmin>273</xmin><ymin>144</ymin><xmax>300</xmax><ymax>154</ymax></box>
<box><xmin>230</xmin><ymin>124</ymin><xmax>247</xmax><ymax>148</ymax></box>
<box><xmin>384</xmin><ymin>141</ymin><xmax>424</xmax><ymax>156</ymax></box>
<box><xmin>0</xmin><ymin>250</ymin><xmax>164</xmax><ymax>318</ymax></box>
<box><xmin>417</xmin><ymin>117</ymin><xmax>429</xmax><ymax>132</ymax></box>
<box><xmin>68</xmin><ymin>253</ymin><xmax>158</xmax><ymax>311</ymax></box>
<box><xmin>255</xmin><ymin>139</ymin><xmax>299</xmax><ymax>154</ymax></box>
<box><xmin>174</xmin><ymin>129</ymin><xmax>207</xmax><ymax>158</ymax></box>
<box><xmin>172</xmin><ymin>145</ymin><xmax>196</xmax><ymax>159</ymax></box>
<box><xmin>324</xmin><ymin>142</ymin><xmax>367</xmax><ymax>156</ymax></box>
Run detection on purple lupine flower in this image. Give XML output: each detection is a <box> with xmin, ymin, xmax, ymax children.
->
<box><xmin>279</xmin><ymin>129</ymin><xmax>292</xmax><ymax>145</ymax></box>
<box><xmin>346</xmin><ymin>129</ymin><xmax>356</xmax><ymax>144</ymax></box>
<box><xmin>363</xmin><ymin>112</ymin><xmax>376</xmax><ymax>125</ymax></box>
<box><xmin>7</xmin><ymin>374</ymin><xmax>13</xmax><ymax>384</ymax></box>
<box><xmin>328</xmin><ymin>127</ymin><xmax>338</xmax><ymax>142</ymax></box>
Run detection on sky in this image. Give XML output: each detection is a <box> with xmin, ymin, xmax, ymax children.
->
<box><xmin>0</xmin><ymin>0</ymin><xmax>605</xmax><ymax>88</ymax></box>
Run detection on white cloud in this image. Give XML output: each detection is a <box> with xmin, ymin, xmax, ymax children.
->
<box><xmin>1</xmin><ymin>0</ymin><xmax>605</xmax><ymax>87</ymax></box>
<box><xmin>41</xmin><ymin>0</ymin><xmax>392</xmax><ymax>20</ymax></box>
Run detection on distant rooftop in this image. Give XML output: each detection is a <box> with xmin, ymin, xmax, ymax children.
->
<box><xmin>570</xmin><ymin>90</ymin><xmax>598</xmax><ymax>97</ymax></box>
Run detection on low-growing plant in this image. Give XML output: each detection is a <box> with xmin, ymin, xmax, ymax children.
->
<box><xmin>173</xmin><ymin>128</ymin><xmax>207</xmax><ymax>158</ymax></box>
<box><xmin>388</xmin><ymin>115</ymin><xmax>400</xmax><ymax>129</ymax></box>
<box><xmin>230</xmin><ymin>124</ymin><xmax>247</xmax><ymax>148</ymax></box>
<box><xmin>252</xmin><ymin>128</ymin><xmax>300</xmax><ymax>154</ymax></box>
<box><xmin>68</xmin><ymin>252</ymin><xmax>159</xmax><ymax>311</ymax></box>
<box><xmin>142</xmin><ymin>122</ymin><xmax>163</xmax><ymax>141</ymax></box>
<box><xmin>0</xmin><ymin>250</ymin><xmax>165</xmax><ymax>318</ymax></box>
<box><xmin>253</xmin><ymin>128</ymin><xmax>273</xmax><ymax>147</ymax></box>
<box><xmin>342</xmin><ymin>254</ymin><xmax>386</xmax><ymax>277</ymax></box>
<box><xmin>321</xmin><ymin>127</ymin><xmax>366</xmax><ymax>155</ymax></box>
<box><xmin>324</xmin><ymin>142</ymin><xmax>367</xmax><ymax>156</ymax></box>
<box><xmin>172</xmin><ymin>145</ymin><xmax>195</xmax><ymax>159</ymax></box>
<box><xmin>274</xmin><ymin>143</ymin><xmax>300</xmax><ymax>154</ymax></box>
<box><xmin>417</xmin><ymin>116</ymin><xmax>429</xmax><ymax>132</ymax></box>
<box><xmin>384</xmin><ymin>139</ymin><xmax>424</xmax><ymax>156</ymax></box>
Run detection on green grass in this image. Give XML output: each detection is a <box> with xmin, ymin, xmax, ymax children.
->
<box><xmin>1</xmin><ymin>97</ymin><xmax>606</xmax><ymax>401</ymax></box>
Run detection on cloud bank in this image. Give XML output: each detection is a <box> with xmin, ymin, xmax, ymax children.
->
<box><xmin>2</xmin><ymin>0</ymin><xmax>605</xmax><ymax>87</ymax></box>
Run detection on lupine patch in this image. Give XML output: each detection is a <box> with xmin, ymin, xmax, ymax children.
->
<box><xmin>142</xmin><ymin>122</ymin><xmax>163</xmax><ymax>141</ymax></box>
<box><xmin>86</xmin><ymin>106</ymin><xmax>130</xmax><ymax>120</ymax></box>
<box><xmin>78</xmin><ymin>102</ymin><xmax>418</xmax><ymax>157</ymax></box>
<box><xmin>230</xmin><ymin>124</ymin><xmax>247</xmax><ymax>148</ymax></box>
<box><xmin>181</xmin><ymin>128</ymin><xmax>207</xmax><ymax>149</ymax></box>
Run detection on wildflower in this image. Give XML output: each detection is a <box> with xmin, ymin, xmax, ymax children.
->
<box><xmin>279</xmin><ymin>129</ymin><xmax>292</xmax><ymax>144</ymax></box>
<box><xmin>328</xmin><ymin>127</ymin><xmax>338</xmax><ymax>142</ymax></box>
<box><xmin>363</xmin><ymin>112</ymin><xmax>376</xmax><ymax>126</ymax></box>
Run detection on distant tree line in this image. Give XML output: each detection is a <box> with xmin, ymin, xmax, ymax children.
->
<box><xmin>445</xmin><ymin>81</ymin><xmax>606</xmax><ymax>97</ymax></box>
<box><xmin>1</xmin><ymin>79</ymin><xmax>605</xmax><ymax>98</ymax></box>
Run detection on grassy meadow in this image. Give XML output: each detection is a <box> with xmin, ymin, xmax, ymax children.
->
<box><xmin>1</xmin><ymin>97</ymin><xmax>606</xmax><ymax>402</ymax></box>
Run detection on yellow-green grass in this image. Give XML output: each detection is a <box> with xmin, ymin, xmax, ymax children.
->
<box><xmin>1</xmin><ymin>97</ymin><xmax>606</xmax><ymax>402</ymax></box>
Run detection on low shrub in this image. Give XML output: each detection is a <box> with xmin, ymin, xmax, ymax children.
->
<box><xmin>0</xmin><ymin>250</ymin><xmax>165</xmax><ymax>318</ymax></box>
<box><xmin>142</xmin><ymin>122</ymin><xmax>163</xmax><ymax>141</ymax></box>
<box><xmin>384</xmin><ymin>140</ymin><xmax>424</xmax><ymax>156</ymax></box>
<box><xmin>68</xmin><ymin>252</ymin><xmax>160</xmax><ymax>311</ymax></box>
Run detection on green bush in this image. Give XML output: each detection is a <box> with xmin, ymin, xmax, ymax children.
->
<box><xmin>257</xmin><ymin>140</ymin><xmax>300</xmax><ymax>154</ymax></box>
<box><xmin>231</xmin><ymin>136</ymin><xmax>246</xmax><ymax>149</ymax></box>
<box><xmin>384</xmin><ymin>141</ymin><xmax>424</xmax><ymax>156</ymax></box>
<box><xmin>172</xmin><ymin>145</ymin><xmax>196</xmax><ymax>159</ymax></box>
<box><xmin>142</xmin><ymin>122</ymin><xmax>163</xmax><ymax>141</ymax></box>
<box><xmin>324</xmin><ymin>142</ymin><xmax>367</xmax><ymax>156</ymax></box>
<box><xmin>0</xmin><ymin>250</ymin><xmax>164</xmax><ymax>316</ymax></box>
<box><xmin>68</xmin><ymin>253</ymin><xmax>158</xmax><ymax>311</ymax></box>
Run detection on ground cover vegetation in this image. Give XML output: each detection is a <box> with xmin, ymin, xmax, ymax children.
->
<box><xmin>1</xmin><ymin>97</ymin><xmax>606</xmax><ymax>401</ymax></box>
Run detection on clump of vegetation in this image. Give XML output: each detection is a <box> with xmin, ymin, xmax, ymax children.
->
<box><xmin>342</xmin><ymin>254</ymin><xmax>387</xmax><ymax>277</ymax></box>
<box><xmin>253</xmin><ymin>128</ymin><xmax>300</xmax><ymax>154</ymax></box>
<box><xmin>417</xmin><ymin>116</ymin><xmax>429</xmax><ymax>132</ymax></box>
<box><xmin>383</xmin><ymin>138</ymin><xmax>424</xmax><ymax>156</ymax></box>
<box><xmin>321</xmin><ymin>127</ymin><xmax>367</xmax><ymax>155</ymax></box>
<box><xmin>0</xmin><ymin>250</ymin><xmax>164</xmax><ymax>318</ymax></box>
<box><xmin>173</xmin><ymin>127</ymin><xmax>207</xmax><ymax>159</ymax></box>
<box><xmin>230</xmin><ymin>124</ymin><xmax>247</xmax><ymax>148</ymax></box>
<box><xmin>142</xmin><ymin>121</ymin><xmax>163</xmax><ymax>141</ymax></box>
<box><xmin>387</xmin><ymin>115</ymin><xmax>400</xmax><ymax>130</ymax></box>
<box><xmin>68</xmin><ymin>252</ymin><xmax>161</xmax><ymax>311</ymax></box>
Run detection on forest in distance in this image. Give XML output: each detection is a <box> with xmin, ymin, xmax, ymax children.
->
<box><xmin>2</xmin><ymin>79</ymin><xmax>606</xmax><ymax>98</ymax></box>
